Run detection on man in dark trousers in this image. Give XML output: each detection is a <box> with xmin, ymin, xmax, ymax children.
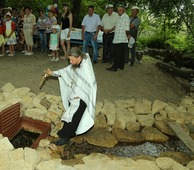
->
<box><xmin>106</xmin><ymin>4</ymin><xmax>130</xmax><ymax>72</ymax></box>
<box><xmin>101</xmin><ymin>4</ymin><xmax>119</xmax><ymax>63</ymax></box>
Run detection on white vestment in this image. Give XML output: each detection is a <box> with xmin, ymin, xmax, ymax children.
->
<box><xmin>53</xmin><ymin>53</ymin><xmax>97</xmax><ymax>135</ymax></box>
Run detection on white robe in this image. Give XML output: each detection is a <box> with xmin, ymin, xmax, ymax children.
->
<box><xmin>53</xmin><ymin>53</ymin><xmax>97</xmax><ymax>135</ymax></box>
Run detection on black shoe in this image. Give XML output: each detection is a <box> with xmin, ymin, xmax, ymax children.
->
<box><xmin>106</xmin><ymin>67</ymin><xmax>117</xmax><ymax>71</ymax></box>
<box><xmin>54</xmin><ymin>138</ymin><xmax>70</xmax><ymax>146</ymax></box>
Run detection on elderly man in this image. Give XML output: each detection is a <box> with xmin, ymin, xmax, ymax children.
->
<box><xmin>106</xmin><ymin>5</ymin><xmax>130</xmax><ymax>71</ymax></box>
<box><xmin>46</xmin><ymin>47</ymin><xmax>97</xmax><ymax>146</ymax></box>
<box><xmin>81</xmin><ymin>5</ymin><xmax>101</xmax><ymax>64</ymax></box>
<box><xmin>101</xmin><ymin>4</ymin><xmax>119</xmax><ymax>63</ymax></box>
<box><xmin>129</xmin><ymin>6</ymin><xmax>141</xmax><ymax>66</ymax></box>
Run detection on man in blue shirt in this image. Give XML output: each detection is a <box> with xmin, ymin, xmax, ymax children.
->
<box><xmin>81</xmin><ymin>5</ymin><xmax>101</xmax><ymax>64</ymax></box>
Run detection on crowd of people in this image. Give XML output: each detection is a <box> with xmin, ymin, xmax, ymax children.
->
<box><xmin>0</xmin><ymin>3</ymin><xmax>140</xmax><ymax>70</ymax></box>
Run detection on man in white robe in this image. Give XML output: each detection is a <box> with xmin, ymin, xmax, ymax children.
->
<box><xmin>46</xmin><ymin>47</ymin><xmax>97</xmax><ymax>146</ymax></box>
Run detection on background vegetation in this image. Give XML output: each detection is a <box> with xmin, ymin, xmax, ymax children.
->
<box><xmin>1</xmin><ymin>0</ymin><xmax>194</xmax><ymax>53</ymax></box>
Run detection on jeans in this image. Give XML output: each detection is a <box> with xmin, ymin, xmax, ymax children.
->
<box><xmin>39</xmin><ymin>30</ymin><xmax>47</xmax><ymax>51</ymax></box>
<box><xmin>82</xmin><ymin>32</ymin><xmax>98</xmax><ymax>62</ymax></box>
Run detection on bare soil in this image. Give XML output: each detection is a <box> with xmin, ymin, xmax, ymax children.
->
<box><xmin>0</xmin><ymin>49</ymin><xmax>186</xmax><ymax>103</ymax></box>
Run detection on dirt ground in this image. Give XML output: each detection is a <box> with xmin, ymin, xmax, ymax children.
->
<box><xmin>0</xmin><ymin>49</ymin><xmax>186</xmax><ymax>103</ymax></box>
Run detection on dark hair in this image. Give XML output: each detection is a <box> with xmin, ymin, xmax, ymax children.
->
<box><xmin>88</xmin><ymin>5</ymin><xmax>94</xmax><ymax>9</ymax></box>
<box><xmin>62</xmin><ymin>3</ymin><xmax>71</xmax><ymax>19</ymax></box>
<box><xmin>24</xmin><ymin>6</ymin><xmax>31</xmax><ymax>11</ymax></box>
<box><xmin>63</xmin><ymin>3</ymin><xmax>69</xmax><ymax>7</ymax></box>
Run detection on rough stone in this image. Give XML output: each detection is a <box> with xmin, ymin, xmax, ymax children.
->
<box><xmin>95</xmin><ymin>101</ymin><xmax>103</xmax><ymax>117</ymax></box>
<box><xmin>9</xmin><ymin>148</ymin><xmax>24</xmax><ymax>161</ymax></box>
<box><xmin>134</xmin><ymin>99</ymin><xmax>152</xmax><ymax>114</ymax></box>
<box><xmin>45</xmin><ymin>94</ymin><xmax>61</xmax><ymax>105</ymax></box>
<box><xmin>112</xmin><ymin>128</ymin><xmax>145</xmax><ymax>143</ymax></box>
<box><xmin>33</xmin><ymin>97</ymin><xmax>47</xmax><ymax>110</ymax></box>
<box><xmin>36</xmin><ymin>159</ymin><xmax>76</xmax><ymax>170</ymax></box>
<box><xmin>24</xmin><ymin>108</ymin><xmax>47</xmax><ymax>121</ymax></box>
<box><xmin>114</xmin><ymin>99</ymin><xmax>129</xmax><ymax>109</ymax></box>
<box><xmin>137</xmin><ymin>114</ymin><xmax>155</xmax><ymax>127</ymax></box>
<box><xmin>181</xmin><ymin>97</ymin><xmax>193</xmax><ymax>106</ymax></box>
<box><xmin>126</xmin><ymin>98</ymin><xmax>136</xmax><ymax>108</ymax></box>
<box><xmin>94</xmin><ymin>113</ymin><xmax>108</xmax><ymax>128</ymax></box>
<box><xmin>172</xmin><ymin>162</ymin><xmax>190</xmax><ymax>170</ymax></box>
<box><xmin>154</xmin><ymin>110</ymin><xmax>168</xmax><ymax>121</ymax></box>
<box><xmin>158</xmin><ymin>152</ymin><xmax>192</xmax><ymax>166</ymax></box>
<box><xmin>142</xmin><ymin>126</ymin><xmax>169</xmax><ymax>142</ymax></box>
<box><xmin>24</xmin><ymin>147</ymin><xmax>40</xmax><ymax>170</ymax></box>
<box><xmin>1</xmin><ymin>82</ymin><xmax>15</xmax><ymax>93</ymax></box>
<box><xmin>186</xmin><ymin>160</ymin><xmax>194</xmax><ymax>169</ymax></box>
<box><xmin>85</xmin><ymin>128</ymin><xmax>118</xmax><ymax>148</ymax></box>
<box><xmin>12</xmin><ymin>87</ymin><xmax>30</xmax><ymax>97</ymax></box>
<box><xmin>154</xmin><ymin>120</ymin><xmax>174</xmax><ymax>136</ymax></box>
<box><xmin>38</xmin><ymin>139</ymin><xmax>51</xmax><ymax>148</ymax></box>
<box><xmin>176</xmin><ymin>106</ymin><xmax>187</xmax><ymax>114</ymax></box>
<box><xmin>133</xmin><ymin>159</ymin><xmax>161</xmax><ymax>170</ymax></box>
<box><xmin>152</xmin><ymin>100</ymin><xmax>168</xmax><ymax>114</ymax></box>
<box><xmin>0</xmin><ymin>137</ymin><xmax>14</xmax><ymax>151</ymax></box>
<box><xmin>156</xmin><ymin>157</ymin><xmax>175</xmax><ymax>169</ymax></box>
<box><xmin>46</xmin><ymin>111</ymin><xmax>59</xmax><ymax>124</ymax></box>
<box><xmin>126</xmin><ymin>121</ymin><xmax>140</xmax><ymax>132</ymax></box>
<box><xmin>0</xmin><ymin>93</ymin><xmax>6</xmax><ymax>102</ymax></box>
<box><xmin>40</xmin><ymin>97</ymin><xmax>51</xmax><ymax>109</ymax></box>
<box><xmin>166</xmin><ymin>106</ymin><xmax>185</xmax><ymax>124</ymax></box>
<box><xmin>101</xmin><ymin>100</ymin><xmax>116</xmax><ymax>126</ymax></box>
<box><xmin>21</xmin><ymin>95</ymin><xmax>34</xmax><ymax>109</ymax></box>
<box><xmin>37</xmin><ymin>149</ymin><xmax>51</xmax><ymax>161</ymax></box>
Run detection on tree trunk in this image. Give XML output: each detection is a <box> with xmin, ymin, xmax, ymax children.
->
<box><xmin>72</xmin><ymin>0</ymin><xmax>81</xmax><ymax>28</ymax></box>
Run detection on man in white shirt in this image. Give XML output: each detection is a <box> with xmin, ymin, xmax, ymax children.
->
<box><xmin>101</xmin><ymin>4</ymin><xmax>119</xmax><ymax>63</ymax></box>
<box><xmin>81</xmin><ymin>5</ymin><xmax>101</xmax><ymax>64</ymax></box>
<box><xmin>106</xmin><ymin>5</ymin><xmax>130</xmax><ymax>71</ymax></box>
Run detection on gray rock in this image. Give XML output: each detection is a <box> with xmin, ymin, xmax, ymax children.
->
<box><xmin>126</xmin><ymin>121</ymin><xmax>140</xmax><ymax>132</ymax></box>
<box><xmin>40</xmin><ymin>97</ymin><xmax>51</xmax><ymax>109</ymax></box>
<box><xmin>154</xmin><ymin>120</ymin><xmax>174</xmax><ymax>136</ymax></box>
<box><xmin>1</xmin><ymin>82</ymin><xmax>15</xmax><ymax>93</ymax></box>
<box><xmin>94</xmin><ymin>113</ymin><xmax>108</xmax><ymax>128</ymax></box>
<box><xmin>152</xmin><ymin>100</ymin><xmax>168</xmax><ymax>114</ymax></box>
<box><xmin>137</xmin><ymin>114</ymin><xmax>154</xmax><ymax>127</ymax></box>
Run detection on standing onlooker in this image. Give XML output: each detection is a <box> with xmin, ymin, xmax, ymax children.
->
<box><xmin>101</xmin><ymin>4</ymin><xmax>119</xmax><ymax>63</ymax></box>
<box><xmin>60</xmin><ymin>3</ymin><xmax>73</xmax><ymax>60</ymax></box>
<box><xmin>17</xmin><ymin>8</ymin><xmax>26</xmax><ymax>52</ymax></box>
<box><xmin>129</xmin><ymin>6</ymin><xmax>141</xmax><ymax>66</ymax></box>
<box><xmin>0</xmin><ymin>16</ymin><xmax>5</xmax><ymax>56</ymax></box>
<box><xmin>49</xmin><ymin>25</ymin><xmax>59</xmax><ymax>61</ymax></box>
<box><xmin>23</xmin><ymin>6</ymin><xmax>36</xmax><ymax>55</ymax></box>
<box><xmin>12</xmin><ymin>8</ymin><xmax>19</xmax><ymax>44</ymax></box>
<box><xmin>81</xmin><ymin>5</ymin><xmax>101</xmax><ymax>64</ymax></box>
<box><xmin>45</xmin><ymin>10</ymin><xmax>57</xmax><ymax>56</ymax></box>
<box><xmin>106</xmin><ymin>5</ymin><xmax>130</xmax><ymax>71</ymax></box>
<box><xmin>4</xmin><ymin>13</ymin><xmax>17</xmax><ymax>56</ymax></box>
<box><xmin>37</xmin><ymin>9</ymin><xmax>48</xmax><ymax>53</ymax></box>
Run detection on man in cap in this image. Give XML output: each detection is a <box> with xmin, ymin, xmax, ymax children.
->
<box><xmin>128</xmin><ymin>6</ymin><xmax>141</xmax><ymax>66</ymax></box>
<box><xmin>101</xmin><ymin>4</ymin><xmax>119</xmax><ymax>63</ymax></box>
<box><xmin>106</xmin><ymin>4</ymin><xmax>130</xmax><ymax>71</ymax></box>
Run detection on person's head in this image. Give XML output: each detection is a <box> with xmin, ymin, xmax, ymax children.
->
<box><xmin>117</xmin><ymin>5</ymin><xmax>125</xmax><ymax>16</ymax></box>
<box><xmin>52</xmin><ymin>27</ymin><xmax>57</xmax><ymax>33</ymax></box>
<box><xmin>19</xmin><ymin>8</ymin><xmax>25</xmax><ymax>17</ymax></box>
<box><xmin>106</xmin><ymin>4</ymin><xmax>114</xmax><ymax>15</ymax></box>
<box><xmin>131</xmin><ymin>6</ymin><xmax>139</xmax><ymax>17</ymax></box>
<box><xmin>63</xmin><ymin>3</ymin><xmax>70</xmax><ymax>18</ymax></box>
<box><xmin>5</xmin><ymin>12</ymin><xmax>12</xmax><ymax>21</ymax></box>
<box><xmin>68</xmin><ymin>47</ymin><xmax>86</xmax><ymax>67</ymax></box>
<box><xmin>12</xmin><ymin>8</ymin><xmax>17</xmax><ymax>16</ymax></box>
<box><xmin>24</xmin><ymin>6</ymin><xmax>31</xmax><ymax>15</ymax></box>
<box><xmin>39</xmin><ymin>9</ymin><xmax>45</xmax><ymax>17</ymax></box>
<box><xmin>88</xmin><ymin>5</ymin><xmax>94</xmax><ymax>16</ymax></box>
<box><xmin>48</xmin><ymin>10</ymin><xmax>54</xmax><ymax>18</ymax></box>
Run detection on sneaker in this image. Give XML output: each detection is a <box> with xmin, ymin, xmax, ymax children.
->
<box><xmin>8</xmin><ymin>53</ymin><xmax>14</xmax><ymax>56</ymax></box>
<box><xmin>55</xmin><ymin>58</ymin><xmax>59</xmax><ymax>61</ymax></box>
<box><xmin>0</xmin><ymin>54</ymin><xmax>5</xmax><ymax>57</ymax></box>
<box><xmin>22</xmin><ymin>50</ymin><xmax>27</xmax><ymax>53</ymax></box>
<box><xmin>5</xmin><ymin>50</ymin><xmax>10</xmax><ymax>53</ymax></box>
<box><xmin>24</xmin><ymin>52</ymin><xmax>29</xmax><ymax>55</ymax></box>
<box><xmin>28</xmin><ymin>52</ymin><xmax>33</xmax><ymax>56</ymax></box>
<box><xmin>51</xmin><ymin>57</ymin><xmax>55</xmax><ymax>61</ymax></box>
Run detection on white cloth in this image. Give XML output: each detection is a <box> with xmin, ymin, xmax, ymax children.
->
<box><xmin>128</xmin><ymin>36</ymin><xmax>135</xmax><ymax>48</ymax></box>
<box><xmin>53</xmin><ymin>53</ymin><xmax>97</xmax><ymax>135</ymax></box>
